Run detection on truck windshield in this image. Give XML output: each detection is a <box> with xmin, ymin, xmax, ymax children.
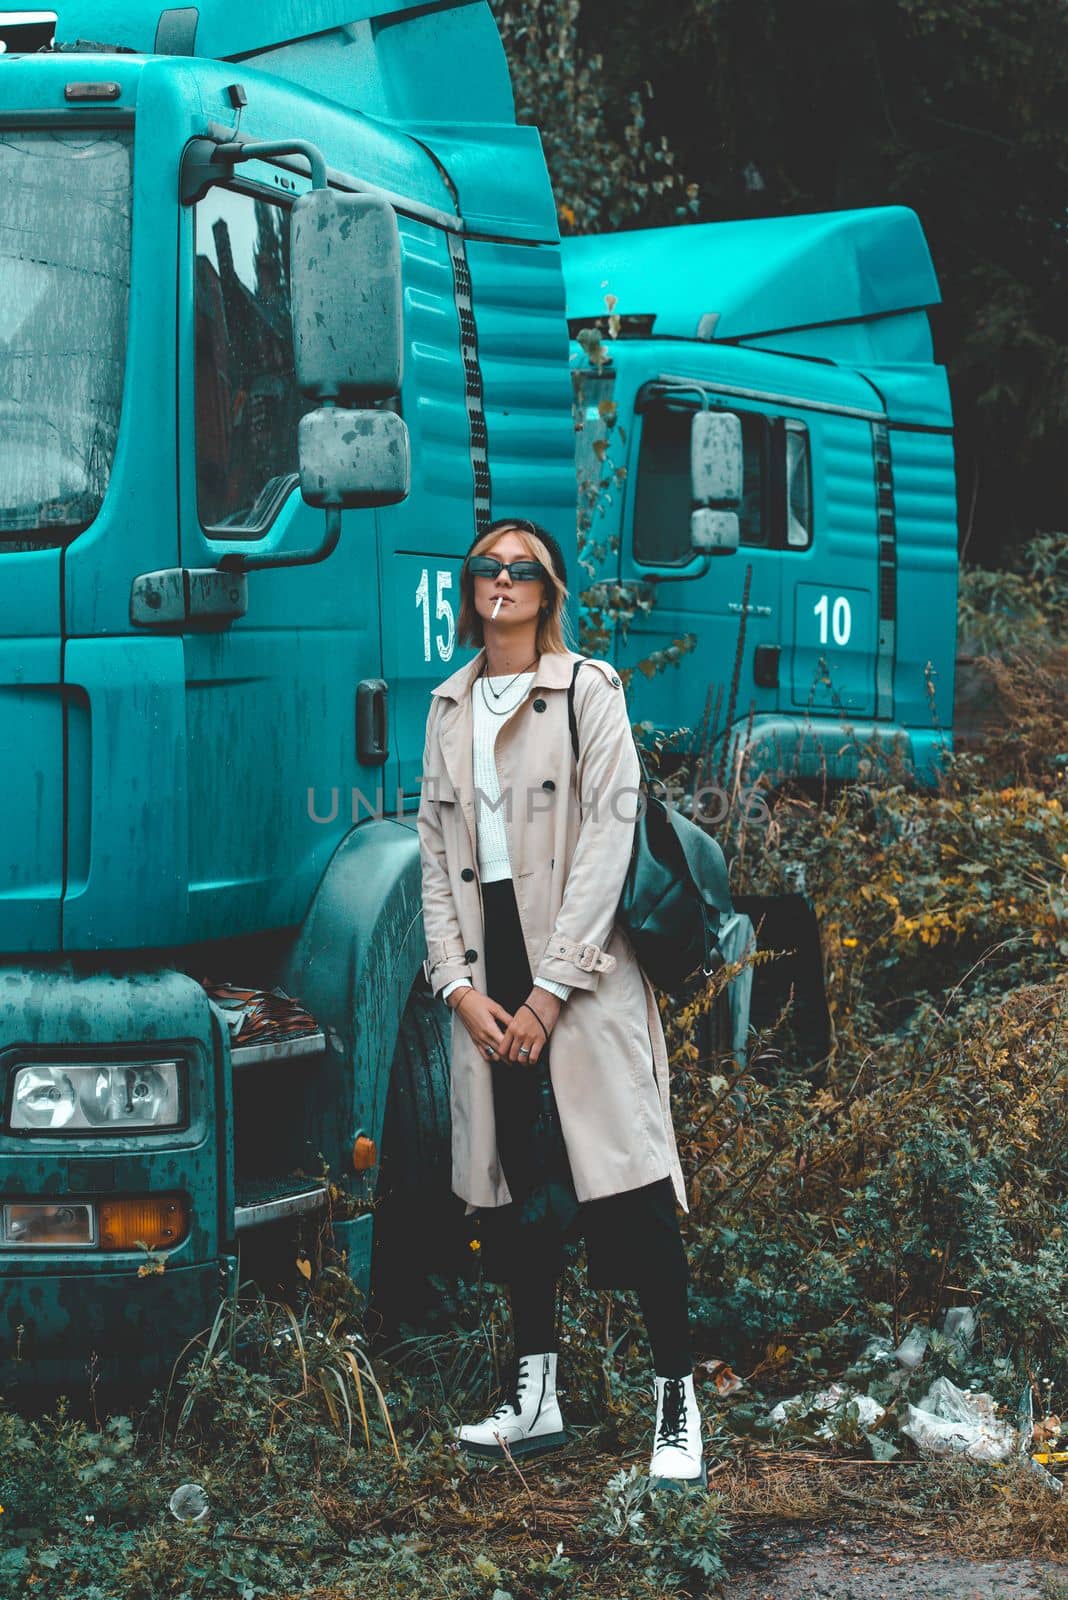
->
<box><xmin>0</xmin><ymin>129</ymin><xmax>131</xmax><ymax>541</ymax></box>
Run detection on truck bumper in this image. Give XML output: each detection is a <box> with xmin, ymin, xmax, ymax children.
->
<box><xmin>722</xmin><ymin>716</ymin><xmax>951</xmax><ymax>791</ymax></box>
<box><xmin>0</xmin><ymin>1255</ymin><xmax>236</xmax><ymax>1389</ymax></box>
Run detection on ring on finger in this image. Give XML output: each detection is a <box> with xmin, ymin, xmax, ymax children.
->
<box><xmin>518</xmin><ymin>1046</ymin><xmax>531</xmax><ymax>1057</ymax></box>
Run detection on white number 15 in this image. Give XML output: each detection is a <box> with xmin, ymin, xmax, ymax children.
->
<box><xmin>416</xmin><ymin>568</ymin><xmax>456</xmax><ymax>663</ymax></box>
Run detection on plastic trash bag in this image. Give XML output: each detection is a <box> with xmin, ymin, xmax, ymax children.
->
<box><xmin>902</xmin><ymin>1377</ymin><xmax>1017</xmax><ymax>1463</ymax></box>
<box><xmin>943</xmin><ymin>1305</ymin><xmax>978</xmax><ymax>1355</ymax></box>
<box><xmin>893</xmin><ymin>1326</ymin><xmax>929</xmax><ymax>1370</ymax></box>
<box><xmin>769</xmin><ymin>1383</ymin><xmax>885</xmax><ymax>1436</ymax></box>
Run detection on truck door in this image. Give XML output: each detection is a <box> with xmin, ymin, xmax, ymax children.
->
<box><xmin>177</xmin><ymin>167</ymin><xmax>387</xmax><ymax>941</ymax></box>
<box><xmin>373</xmin><ymin>219</ymin><xmax>475</xmax><ymax>803</ymax></box>
<box><xmin>785</xmin><ymin>410</ymin><xmax>877</xmax><ymax>720</ymax></box>
<box><xmin>0</xmin><ymin>127</ymin><xmax>134</xmax><ymax>953</ymax></box>
<box><xmin>617</xmin><ymin>394</ymin><xmax>789</xmax><ymax>764</ymax></box>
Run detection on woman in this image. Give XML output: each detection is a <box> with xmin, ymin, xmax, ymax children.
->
<box><xmin>417</xmin><ymin>517</ymin><xmax>706</xmax><ymax>1487</ymax></box>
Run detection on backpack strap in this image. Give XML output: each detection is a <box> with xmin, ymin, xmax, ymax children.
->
<box><xmin>567</xmin><ymin>657</ymin><xmax>653</xmax><ymax>784</ymax></box>
<box><xmin>566</xmin><ymin>656</ymin><xmax>591</xmax><ymax>763</ymax></box>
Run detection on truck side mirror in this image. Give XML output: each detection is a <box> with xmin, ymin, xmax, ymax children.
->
<box><xmin>691</xmin><ymin>508</ymin><xmax>739</xmax><ymax>554</ymax></box>
<box><xmin>298</xmin><ymin>409</ymin><xmax>410</xmax><ymax>509</ymax></box>
<box><xmin>690</xmin><ymin>410</ymin><xmax>742</xmax><ymax>555</ymax></box>
<box><xmin>289</xmin><ymin>190</ymin><xmax>410</xmax><ymax>516</ymax></box>
<box><xmin>290</xmin><ymin>190</ymin><xmax>403</xmax><ymax>400</ymax></box>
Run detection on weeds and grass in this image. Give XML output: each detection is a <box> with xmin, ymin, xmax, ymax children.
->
<box><xmin>1</xmin><ymin>541</ymin><xmax>1067</xmax><ymax>1596</ymax></box>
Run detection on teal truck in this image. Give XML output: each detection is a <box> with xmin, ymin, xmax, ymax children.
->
<box><xmin>0</xmin><ymin>0</ymin><xmax>580</xmax><ymax>1386</ymax></box>
<box><xmin>0</xmin><ymin>4</ymin><xmax>953</xmax><ymax>1389</ymax></box>
<box><xmin>564</xmin><ymin>213</ymin><xmax>958</xmax><ymax>791</ymax></box>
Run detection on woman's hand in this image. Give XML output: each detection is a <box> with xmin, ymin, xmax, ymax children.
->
<box><xmin>496</xmin><ymin>988</ymin><xmax>561</xmax><ymax>1067</ymax></box>
<box><xmin>449</xmin><ymin>987</ymin><xmax>514</xmax><ymax>1062</ymax></box>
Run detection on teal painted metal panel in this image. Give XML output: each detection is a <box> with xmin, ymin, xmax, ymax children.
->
<box><xmin>857</xmin><ymin>363</ymin><xmax>953</xmax><ymax>429</ymax></box>
<box><xmin>396</xmin><ymin>124</ymin><xmax>559</xmax><ymax>242</ymax></box>
<box><xmin>0</xmin><ymin>550</ymin><xmax>60</xmax><ymax>638</ymax></box>
<box><xmin>789</xmin><ymin>412</ymin><xmax>878</xmax><ymax>716</ymax></box>
<box><xmin>182</xmin><ymin>630</ymin><xmax>383</xmax><ymax>942</ymax></box>
<box><xmin>380</xmin><ymin>235</ymin><xmax>577</xmax><ymax>796</ymax></box>
<box><xmin>885</xmin><ymin>427</ymin><xmax>958</xmax><ymax>737</ymax></box>
<box><xmin>741</xmin><ymin>308</ymin><xmax>934</xmax><ymax>367</ymax></box>
<box><xmin>0</xmin><ymin>640</ymin><xmax>65</xmax><ymax>951</ymax></box>
<box><xmin>253</xmin><ymin>6</ymin><xmax>517</xmax><ymax>125</ymax></box>
<box><xmin>0</xmin><ymin>1259</ymin><xmax>233</xmax><ymax>1385</ymax></box>
<box><xmin>610</xmin><ymin>377</ymin><xmax>784</xmax><ymax>744</ymax></box>
<box><xmin>562</xmin><ymin>208</ymin><xmax>941</xmax><ymax>348</ymax></box>
<box><xmin>51</xmin><ymin>0</ymin><xmax>474</xmax><ymax>60</ymax></box>
<box><xmin>465</xmin><ymin>238</ymin><xmax>576</xmax><ymax>548</ymax></box>
<box><xmin>277</xmin><ymin>817</ymin><xmax>427</xmax><ymax>1179</ymax></box>
<box><xmin>62</xmin><ymin>637</ymin><xmax>188</xmax><ymax>949</ymax></box>
<box><xmin>377</xmin><ymin>219</ymin><xmax>479</xmax><ymax>799</ymax></box>
<box><xmin>730</xmin><ymin>714</ymin><xmax>950</xmax><ymax>789</ymax></box>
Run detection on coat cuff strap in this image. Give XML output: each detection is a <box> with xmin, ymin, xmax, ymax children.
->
<box><xmin>542</xmin><ymin>938</ymin><xmax>616</xmax><ymax>975</ymax></box>
<box><xmin>424</xmin><ymin>937</ymin><xmax>473</xmax><ymax>996</ymax></box>
<box><xmin>534</xmin><ymin>936</ymin><xmax>614</xmax><ymax>993</ymax></box>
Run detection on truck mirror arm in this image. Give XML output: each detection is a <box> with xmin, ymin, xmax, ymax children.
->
<box><xmin>180</xmin><ymin>136</ymin><xmax>328</xmax><ymax>206</ymax></box>
<box><xmin>637</xmin><ymin>553</ymin><xmax>712</xmax><ymax>584</ymax></box>
<box><xmin>216</xmin><ymin>506</ymin><xmax>342</xmax><ymax>575</ymax></box>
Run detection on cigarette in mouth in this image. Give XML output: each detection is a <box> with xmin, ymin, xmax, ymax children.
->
<box><xmin>492</xmin><ymin>595</ymin><xmax>503</xmax><ymax>620</ymax></box>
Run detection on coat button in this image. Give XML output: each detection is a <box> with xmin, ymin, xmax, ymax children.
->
<box><xmin>464</xmin><ymin>948</ymin><xmax>478</xmax><ymax>963</ymax></box>
<box><xmin>541</xmin><ymin>779</ymin><xmax>555</xmax><ymax>791</ymax></box>
<box><xmin>461</xmin><ymin>867</ymin><xmax>475</xmax><ymax>881</ymax></box>
<box><xmin>532</xmin><ymin>698</ymin><xmax>547</xmax><ymax>712</ymax></box>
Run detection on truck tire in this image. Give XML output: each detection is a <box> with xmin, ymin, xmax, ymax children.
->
<box><xmin>370</xmin><ymin>977</ymin><xmax>460</xmax><ymax>1334</ymax></box>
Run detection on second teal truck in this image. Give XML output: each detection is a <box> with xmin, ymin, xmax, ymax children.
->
<box><xmin>565</xmin><ymin>212</ymin><xmax>958</xmax><ymax>791</ymax></box>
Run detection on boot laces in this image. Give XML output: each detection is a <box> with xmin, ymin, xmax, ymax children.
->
<box><xmin>656</xmin><ymin>1377</ymin><xmax>688</xmax><ymax>1449</ymax></box>
<box><xmin>491</xmin><ymin>1355</ymin><xmax>532</xmax><ymax>1421</ymax></box>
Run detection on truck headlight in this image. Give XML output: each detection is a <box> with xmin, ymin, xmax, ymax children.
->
<box><xmin>10</xmin><ymin>1060</ymin><xmax>183</xmax><ymax>1133</ymax></box>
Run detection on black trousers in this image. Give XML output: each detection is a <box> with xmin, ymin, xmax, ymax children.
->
<box><xmin>472</xmin><ymin>879</ymin><xmax>692</xmax><ymax>1377</ymax></box>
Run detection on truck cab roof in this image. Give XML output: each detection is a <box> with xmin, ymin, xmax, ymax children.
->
<box><xmin>43</xmin><ymin>1</ymin><xmax>443</xmax><ymax>60</ymax></box>
<box><xmin>7</xmin><ymin>3</ymin><xmax>556</xmax><ymax>241</ymax></box>
<box><xmin>562</xmin><ymin>207</ymin><xmax>941</xmax><ymax>346</ymax></box>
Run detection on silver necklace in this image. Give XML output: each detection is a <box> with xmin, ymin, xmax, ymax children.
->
<box><xmin>478</xmin><ymin>659</ymin><xmax>536</xmax><ymax>717</ymax></box>
<box><xmin>481</xmin><ymin>655</ymin><xmax>538</xmax><ymax>698</ymax></box>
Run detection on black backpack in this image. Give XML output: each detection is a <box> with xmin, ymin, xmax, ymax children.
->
<box><xmin>567</xmin><ymin>658</ymin><xmax>734</xmax><ymax>991</ymax></box>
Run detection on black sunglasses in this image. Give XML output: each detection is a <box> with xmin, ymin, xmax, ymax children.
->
<box><xmin>466</xmin><ymin>555</ymin><xmax>548</xmax><ymax>583</ymax></box>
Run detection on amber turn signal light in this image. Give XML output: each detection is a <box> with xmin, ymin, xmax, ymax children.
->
<box><xmin>352</xmin><ymin>1135</ymin><xmax>377</xmax><ymax>1171</ymax></box>
<box><xmin>98</xmin><ymin>1194</ymin><xmax>189</xmax><ymax>1251</ymax></box>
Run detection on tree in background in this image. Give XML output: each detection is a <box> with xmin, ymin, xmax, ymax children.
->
<box><xmin>494</xmin><ymin>0</ymin><xmax>1068</xmax><ymax>562</ymax></box>
<box><xmin>492</xmin><ymin>0</ymin><xmax>699</xmax><ymax>232</ymax></box>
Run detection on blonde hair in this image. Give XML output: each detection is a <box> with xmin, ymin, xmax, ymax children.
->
<box><xmin>457</xmin><ymin>521</ymin><xmax>571</xmax><ymax>653</ymax></box>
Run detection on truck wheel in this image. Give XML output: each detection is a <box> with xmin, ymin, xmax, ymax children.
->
<box><xmin>370</xmin><ymin>977</ymin><xmax>460</xmax><ymax>1335</ymax></box>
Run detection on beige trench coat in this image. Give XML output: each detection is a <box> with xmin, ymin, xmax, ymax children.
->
<box><xmin>416</xmin><ymin>645</ymin><xmax>687</xmax><ymax>1213</ymax></box>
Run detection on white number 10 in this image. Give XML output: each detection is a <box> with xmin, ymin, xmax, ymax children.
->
<box><xmin>813</xmin><ymin>592</ymin><xmax>852</xmax><ymax>646</ymax></box>
<box><xmin>416</xmin><ymin>568</ymin><xmax>456</xmax><ymax>663</ymax></box>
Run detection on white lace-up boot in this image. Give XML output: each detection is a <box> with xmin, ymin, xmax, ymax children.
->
<box><xmin>648</xmin><ymin>1373</ymin><xmax>706</xmax><ymax>1488</ymax></box>
<box><xmin>455</xmin><ymin>1352</ymin><xmax>568</xmax><ymax>1460</ymax></box>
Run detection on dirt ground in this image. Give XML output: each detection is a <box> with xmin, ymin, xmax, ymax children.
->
<box><xmin>722</xmin><ymin>1525</ymin><xmax>1067</xmax><ymax>1599</ymax></box>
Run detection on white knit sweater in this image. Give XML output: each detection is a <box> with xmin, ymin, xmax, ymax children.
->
<box><xmin>441</xmin><ymin>671</ymin><xmax>571</xmax><ymax>1005</ymax></box>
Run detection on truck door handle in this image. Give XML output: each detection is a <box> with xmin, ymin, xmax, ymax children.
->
<box><xmin>356</xmin><ymin>679</ymin><xmax>389</xmax><ymax>766</ymax></box>
<box><xmin>753</xmin><ymin>645</ymin><xmax>779</xmax><ymax>688</ymax></box>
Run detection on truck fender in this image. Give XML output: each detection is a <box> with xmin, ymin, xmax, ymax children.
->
<box><xmin>277</xmin><ymin>817</ymin><xmax>431</xmax><ymax>1184</ymax></box>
